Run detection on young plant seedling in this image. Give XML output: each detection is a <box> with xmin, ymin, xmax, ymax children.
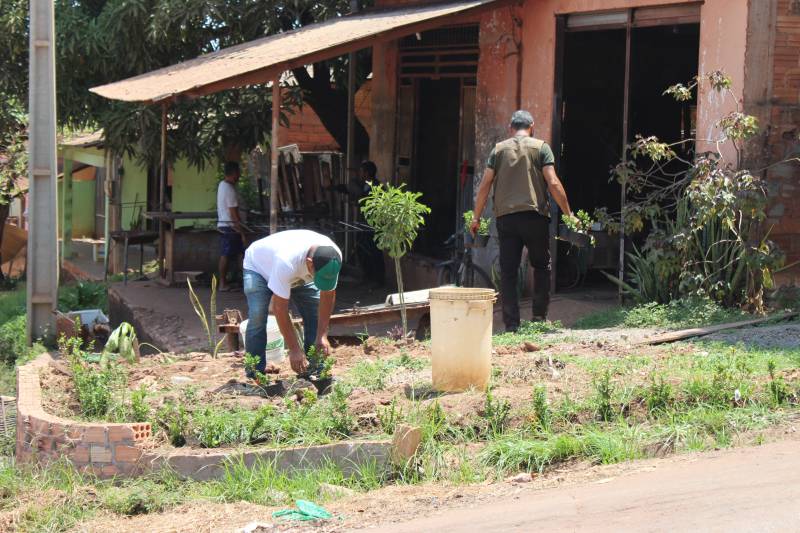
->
<box><xmin>244</xmin><ymin>352</ymin><xmax>272</xmax><ymax>387</ymax></box>
<box><xmin>561</xmin><ymin>209</ymin><xmax>596</xmax><ymax>246</ymax></box>
<box><xmin>463</xmin><ymin>210</ymin><xmax>490</xmax><ymax>236</ymax></box>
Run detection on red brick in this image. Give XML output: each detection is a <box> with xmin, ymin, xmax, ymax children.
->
<box><xmin>70</xmin><ymin>446</ymin><xmax>90</xmax><ymax>463</ymax></box>
<box><xmin>84</xmin><ymin>426</ymin><xmax>107</xmax><ymax>444</ymax></box>
<box><xmin>107</xmin><ymin>426</ymin><xmax>134</xmax><ymax>443</ymax></box>
<box><xmin>90</xmin><ymin>445</ymin><xmax>112</xmax><ymax>463</ymax></box>
<box><xmin>114</xmin><ymin>444</ymin><xmax>142</xmax><ymax>463</ymax></box>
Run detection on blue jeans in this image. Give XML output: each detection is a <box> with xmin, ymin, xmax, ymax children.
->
<box><xmin>243</xmin><ymin>269</ymin><xmax>320</xmax><ymax>375</ymax></box>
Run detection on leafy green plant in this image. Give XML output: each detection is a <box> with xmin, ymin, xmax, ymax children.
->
<box><xmin>0</xmin><ymin>313</ymin><xmax>26</xmax><ymax>365</ymax></box>
<box><xmin>157</xmin><ymin>400</ymin><xmax>189</xmax><ymax>447</ymax></box>
<box><xmin>187</xmin><ymin>276</ymin><xmax>225</xmax><ymax>358</ymax></box>
<box><xmin>62</xmin><ymin>334</ymin><xmax>124</xmax><ymax>419</ymax></box>
<box><xmin>767</xmin><ymin>360</ymin><xmax>791</xmax><ymax>406</ymax></box>
<box><xmin>561</xmin><ymin>209</ymin><xmax>596</xmax><ymax>246</ymax></box>
<box><xmin>307</xmin><ymin>345</ymin><xmax>335</xmax><ymax>380</ymax></box>
<box><xmin>360</xmin><ymin>183</ymin><xmax>431</xmax><ymax>336</ymax></box>
<box><xmin>57</xmin><ymin>282</ymin><xmax>108</xmax><ymax>313</ymax></box>
<box><xmin>129</xmin><ymin>385</ymin><xmax>150</xmax><ymax>423</ymax></box>
<box><xmin>377</xmin><ymin>397</ymin><xmax>403</xmax><ymax>435</ymax></box>
<box><xmin>244</xmin><ymin>352</ymin><xmax>271</xmax><ymax>386</ymax></box>
<box><xmin>593</xmin><ymin>370</ymin><xmax>615</xmax><ymax>422</ymax></box>
<box><xmin>596</xmin><ymin>71</ymin><xmax>785</xmax><ymax>311</ymax></box>
<box><xmin>532</xmin><ymin>385</ymin><xmax>551</xmax><ymax>432</ymax></box>
<box><xmin>483</xmin><ymin>389</ymin><xmax>511</xmax><ymax>438</ymax></box>
<box><xmin>463</xmin><ymin>210</ymin><xmax>490</xmax><ymax>236</ymax></box>
<box><xmin>645</xmin><ymin>375</ymin><xmax>674</xmax><ymax>414</ymax></box>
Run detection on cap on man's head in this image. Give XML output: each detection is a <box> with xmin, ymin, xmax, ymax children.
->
<box><xmin>312</xmin><ymin>246</ymin><xmax>342</xmax><ymax>291</ymax></box>
<box><xmin>510</xmin><ymin>110</ymin><xmax>534</xmax><ymax>130</ymax></box>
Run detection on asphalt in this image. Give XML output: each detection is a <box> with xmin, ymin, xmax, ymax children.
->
<box><xmin>374</xmin><ymin>440</ymin><xmax>800</xmax><ymax>533</ymax></box>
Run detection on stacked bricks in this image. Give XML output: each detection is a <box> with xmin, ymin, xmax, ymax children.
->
<box><xmin>16</xmin><ymin>353</ymin><xmax>151</xmax><ymax>478</ymax></box>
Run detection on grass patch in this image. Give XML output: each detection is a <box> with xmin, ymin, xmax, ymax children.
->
<box><xmin>493</xmin><ymin>320</ymin><xmax>562</xmax><ymax>347</ymax></box>
<box><xmin>575</xmin><ymin>297</ymin><xmax>749</xmax><ymax>330</ymax></box>
<box><xmin>344</xmin><ymin>352</ymin><xmax>429</xmax><ymax>392</ymax></box>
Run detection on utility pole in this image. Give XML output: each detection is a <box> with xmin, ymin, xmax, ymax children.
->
<box><xmin>27</xmin><ymin>0</ymin><xmax>59</xmax><ymax>343</ymax></box>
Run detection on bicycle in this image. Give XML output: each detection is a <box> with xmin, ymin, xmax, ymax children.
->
<box><xmin>435</xmin><ymin>232</ymin><xmax>492</xmax><ymax>288</ymax></box>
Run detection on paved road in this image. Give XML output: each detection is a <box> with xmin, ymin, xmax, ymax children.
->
<box><xmin>376</xmin><ymin>440</ymin><xmax>800</xmax><ymax>532</ymax></box>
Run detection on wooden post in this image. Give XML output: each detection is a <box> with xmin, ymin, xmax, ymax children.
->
<box><xmin>345</xmin><ymin>0</ymin><xmax>360</xmax><ymax>260</ymax></box>
<box><xmin>62</xmin><ymin>153</ymin><xmax>73</xmax><ymax>261</ymax></box>
<box><xmin>27</xmin><ymin>0</ymin><xmax>59</xmax><ymax>343</ymax></box>
<box><xmin>618</xmin><ymin>13</ymin><xmax>632</xmax><ymax>303</ymax></box>
<box><xmin>270</xmin><ymin>77</ymin><xmax>281</xmax><ymax>234</ymax></box>
<box><xmin>158</xmin><ymin>104</ymin><xmax>167</xmax><ymax>277</ymax></box>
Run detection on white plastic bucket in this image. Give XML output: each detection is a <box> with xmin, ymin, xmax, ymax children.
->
<box><xmin>429</xmin><ymin>287</ymin><xmax>495</xmax><ymax>392</ymax></box>
<box><xmin>239</xmin><ymin>316</ymin><xmax>285</xmax><ymax>364</ymax></box>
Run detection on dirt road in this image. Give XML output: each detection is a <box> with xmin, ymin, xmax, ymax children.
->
<box><xmin>373</xmin><ymin>440</ymin><xmax>800</xmax><ymax>533</ymax></box>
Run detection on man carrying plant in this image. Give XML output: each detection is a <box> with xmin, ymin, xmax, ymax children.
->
<box><xmin>243</xmin><ymin>230</ymin><xmax>342</xmax><ymax>379</ymax></box>
<box><xmin>471</xmin><ymin>110</ymin><xmax>574</xmax><ymax>331</ymax></box>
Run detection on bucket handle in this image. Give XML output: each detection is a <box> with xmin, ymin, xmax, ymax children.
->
<box><xmin>466</xmin><ymin>301</ymin><xmax>486</xmax><ymax>314</ymax></box>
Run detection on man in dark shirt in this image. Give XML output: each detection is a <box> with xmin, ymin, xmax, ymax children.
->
<box><xmin>471</xmin><ymin>111</ymin><xmax>574</xmax><ymax>332</ymax></box>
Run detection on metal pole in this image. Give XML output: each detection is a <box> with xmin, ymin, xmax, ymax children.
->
<box><xmin>618</xmin><ymin>12</ymin><xmax>633</xmax><ymax>303</ymax></box>
<box><xmin>27</xmin><ymin>0</ymin><xmax>59</xmax><ymax>343</ymax></box>
<box><xmin>270</xmin><ymin>77</ymin><xmax>281</xmax><ymax>234</ymax></box>
<box><xmin>345</xmin><ymin>0</ymin><xmax>360</xmax><ymax>261</ymax></box>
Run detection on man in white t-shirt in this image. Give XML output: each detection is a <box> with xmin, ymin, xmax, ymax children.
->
<box><xmin>217</xmin><ymin>161</ymin><xmax>246</xmax><ymax>290</ymax></box>
<box><xmin>243</xmin><ymin>229</ymin><xmax>342</xmax><ymax>379</ymax></box>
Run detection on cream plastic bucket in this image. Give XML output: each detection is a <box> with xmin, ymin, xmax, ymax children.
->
<box><xmin>429</xmin><ymin>287</ymin><xmax>495</xmax><ymax>392</ymax></box>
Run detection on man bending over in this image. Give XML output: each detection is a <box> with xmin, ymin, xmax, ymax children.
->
<box><xmin>243</xmin><ymin>229</ymin><xmax>342</xmax><ymax>378</ymax></box>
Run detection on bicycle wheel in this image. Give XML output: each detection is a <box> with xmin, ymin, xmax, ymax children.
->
<box><xmin>437</xmin><ymin>264</ymin><xmax>457</xmax><ymax>287</ymax></box>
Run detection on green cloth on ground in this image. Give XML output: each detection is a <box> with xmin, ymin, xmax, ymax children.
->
<box><xmin>273</xmin><ymin>500</ymin><xmax>332</xmax><ymax>521</ymax></box>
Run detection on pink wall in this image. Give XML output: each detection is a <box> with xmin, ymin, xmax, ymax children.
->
<box><xmin>472</xmin><ymin>0</ymin><xmax>749</xmax><ymax>171</ymax></box>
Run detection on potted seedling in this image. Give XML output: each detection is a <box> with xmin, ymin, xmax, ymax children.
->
<box><xmin>463</xmin><ymin>210</ymin><xmax>491</xmax><ymax>248</ymax></box>
<box><xmin>559</xmin><ymin>209</ymin><xmax>596</xmax><ymax>248</ymax></box>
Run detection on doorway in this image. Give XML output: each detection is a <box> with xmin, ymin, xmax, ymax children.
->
<box><xmin>395</xmin><ymin>25</ymin><xmax>480</xmax><ymax>258</ymax></box>
<box><xmin>554</xmin><ymin>7</ymin><xmax>700</xmax><ymax>289</ymax></box>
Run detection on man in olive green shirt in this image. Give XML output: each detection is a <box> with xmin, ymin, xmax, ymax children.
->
<box><xmin>471</xmin><ymin>111</ymin><xmax>573</xmax><ymax>332</ymax></box>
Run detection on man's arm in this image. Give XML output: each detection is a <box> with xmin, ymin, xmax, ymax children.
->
<box><xmin>543</xmin><ymin>166</ymin><xmax>573</xmax><ymax>218</ymax></box>
<box><xmin>228</xmin><ymin>206</ymin><xmax>247</xmax><ymax>238</ymax></box>
<box><xmin>471</xmin><ymin>167</ymin><xmax>496</xmax><ymax>235</ymax></box>
<box><xmin>316</xmin><ymin>290</ymin><xmax>336</xmax><ymax>355</ymax></box>
<box><xmin>271</xmin><ymin>295</ymin><xmax>307</xmax><ymax>374</ymax></box>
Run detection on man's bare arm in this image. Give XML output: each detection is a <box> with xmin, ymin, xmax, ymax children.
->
<box><xmin>316</xmin><ymin>290</ymin><xmax>336</xmax><ymax>355</ymax></box>
<box><xmin>228</xmin><ymin>206</ymin><xmax>247</xmax><ymax>237</ymax></box>
<box><xmin>543</xmin><ymin>166</ymin><xmax>573</xmax><ymax>218</ymax></box>
<box><xmin>271</xmin><ymin>295</ymin><xmax>307</xmax><ymax>373</ymax></box>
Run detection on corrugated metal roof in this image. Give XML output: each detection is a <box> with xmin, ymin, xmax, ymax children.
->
<box><xmin>90</xmin><ymin>0</ymin><xmax>508</xmax><ymax>104</ymax></box>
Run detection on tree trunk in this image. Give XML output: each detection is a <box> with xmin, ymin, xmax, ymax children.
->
<box><xmin>394</xmin><ymin>256</ymin><xmax>407</xmax><ymax>337</ymax></box>
<box><xmin>0</xmin><ymin>203</ymin><xmax>9</xmax><ymax>281</ymax></box>
<box><xmin>291</xmin><ymin>65</ymin><xmax>370</xmax><ymax>158</ymax></box>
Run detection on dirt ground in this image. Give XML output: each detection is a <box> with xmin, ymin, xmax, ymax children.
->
<box><xmin>40</xmin><ymin>325</ymin><xmax>689</xmax><ymax>451</ymax></box>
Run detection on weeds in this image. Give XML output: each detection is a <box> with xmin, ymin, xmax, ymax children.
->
<box><xmin>157</xmin><ymin>400</ymin><xmax>189</xmax><ymax>447</ymax></box>
<box><xmin>483</xmin><ymin>389</ymin><xmax>511</xmax><ymax>438</ymax></box>
<box><xmin>532</xmin><ymin>385</ymin><xmax>551</xmax><ymax>432</ymax></box>
<box><xmin>187</xmin><ymin>276</ymin><xmax>224</xmax><ymax>358</ymax></box>
<box><xmin>593</xmin><ymin>370</ymin><xmax>615</xmax><ymax>422</ymax></box>
<box><xmin>645</xmin><ymin>375</ymin><xmax>674</xmax><ymax>414</ymax></box>
<box><xmin>767</xmin><ymin>359</ymin><xmax>792</xmax><ymax>405</ymax></box>
<box><xmin>63</xmin><ymin>334</ymin><xmax>125</xmax><ymax>419</ymax></box>
<box><xmin>377</xmin><ymin>397</ymin><xmax>404</xmax><ymax>435</ymax></box>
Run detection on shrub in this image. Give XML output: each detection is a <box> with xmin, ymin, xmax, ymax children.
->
<box><xmin>0</xmin><ymin>314</ymin><xmax>26</xmax><ymax>365</ymax></box>
<box><xmin>593</xmin><ymin>370</ymin><xmax>615</xmax><ymax>422</ymax></box>
<box><xmin>767</xmin><ymin>360</ymin><xmax>792</xmax><ymax>406</ymax></box>
<box><xmin>63</xmin><ymin>335</ymin><xmax>124</xmax><ymax>419</ymax></box>
<box><xmin>58</xmin><ymin>282</ymin><xmax>108</xmax><ymax>313</ymax></box>
<box><xmin>645</xmin><ymin>375</ymin><xmax>674</xmax><ymax>414</ymax></box>
<box><xmin>157</xmin><ymin>400</ymin><xmax>189</xmax><ymax>447</ymax></box>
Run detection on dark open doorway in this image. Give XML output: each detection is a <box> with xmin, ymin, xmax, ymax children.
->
<box><xmin>555</xmin><ymin>12</ymin><xmax>699</xmax><ymax>290</ymax></box>
<box><xmin>413</xmin><ymin>78</ymin><xmax>462</xmax><ymax>256</ymax></box>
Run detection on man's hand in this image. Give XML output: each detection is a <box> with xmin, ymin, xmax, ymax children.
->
<box><xmin>288</xmin><ymin>348</ymin><xmax>308</xmax><ymax>374</ymax></box>
<box><xmin>316</xmin><ymin>335</ymin><xmax>332</xmax><ymax>356</ymax></box>
<box><xmin>469</xmin><ymin>219</ymin><xmax>480</xmax><ymax>237</ymax></box>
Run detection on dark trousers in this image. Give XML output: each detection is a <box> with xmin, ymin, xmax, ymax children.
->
<box><xmin>496</xmin><ymin>210</ymin><xmax>551</xmax><ymax>330</ymax></box>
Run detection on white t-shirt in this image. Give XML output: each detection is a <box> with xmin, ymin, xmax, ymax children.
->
<box><xmin>217</xmin><ymin>180</ymin><xmax>239</xmax><ymax>228</ymax></box>
<box><xmin>243</xmin><ymin>230</ymin><xmax>342</xmax><ymax>299</ymax></box>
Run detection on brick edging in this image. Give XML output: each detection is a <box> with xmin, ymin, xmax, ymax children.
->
<box><xmin>15</xmin><ymin>352</ymin><xmax>151</xmax><ymax>478</ymax></box>
<box><xmin>15</xmin><ymin>353</ymin><xmax>405</xmax><ymax>481</ymax></box>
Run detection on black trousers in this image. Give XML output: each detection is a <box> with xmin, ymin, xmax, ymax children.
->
<box><xmin>496</xmin><ymin>210</ymin><xmax>551</xmax><ymax>330</ymax></box>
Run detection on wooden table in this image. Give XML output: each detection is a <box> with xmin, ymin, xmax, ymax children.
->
<box><xmin>145</xmin><ymin>211</ymin><xmax>217</xmax><ymax>286</ymax></box>
<box><xmin>109</xmin><ymin>230</ymin><xmax>159</xmax><ymax>284</ymax></box>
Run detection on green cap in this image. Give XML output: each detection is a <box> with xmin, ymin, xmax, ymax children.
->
<box><xmin>312</xmin><ymin>246</ymin><xmax>342</xmax><ymax>291</ymax></box>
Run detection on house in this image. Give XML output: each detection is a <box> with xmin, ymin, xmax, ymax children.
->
<box><xmin>88</xmin><ymin>0</ymin><xmax>800</xmax><ymax>288</ymax></box>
